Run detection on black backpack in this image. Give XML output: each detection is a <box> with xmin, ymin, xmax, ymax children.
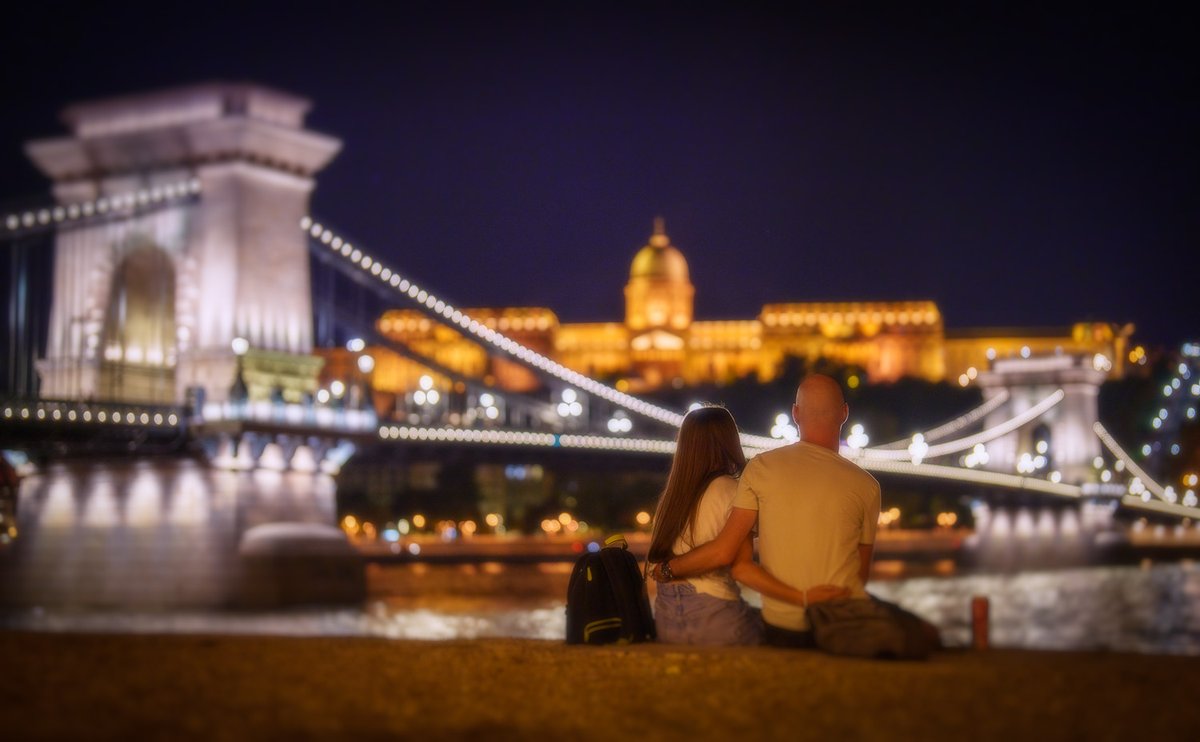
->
<box><xmin>565</xmin><ymin>534</ymin><xmax>656</xmax><ymax>644</ymax></box>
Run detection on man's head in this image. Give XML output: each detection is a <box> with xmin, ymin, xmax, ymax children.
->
<box><xmin>792</xmin><ymin>374</ymin><xmax>849</xmax><ymax>450</ymax></box>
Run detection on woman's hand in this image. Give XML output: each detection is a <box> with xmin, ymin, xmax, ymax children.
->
<box><xmin>805</xmin><ymin>584</ymin><xmax>851</xmax><ymax>604</ymax></box>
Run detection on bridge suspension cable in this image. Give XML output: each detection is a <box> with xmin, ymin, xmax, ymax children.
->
<box><xmin>308</xmin><ymin>260</ymin><xmax>649</xmax><ymax>433</ymax></box>
<box><xmin>1120</xmin><ymin>495</ymin><xmax>1200</xmax><ymax>519</ymax></box>
<box><xmin>873</xmin><ymin>391</ymin><xmax>1011</xmax><ymax>449</ymax></box>
<box><xmin>859</xmin><ymin>458</ymin><xmax>1083</xmax><ymax>498</ymax></box>
<box><xmin>1093</xmin><ymin>422</ymin><xmax>1196</xmax><ymax>511</ymax></box>
<box><xmin>856</xmin><ymin>389</ymin><xmax>1066</xmax><ymax>461</ymax></box>
<box><xmin>1</xmin><ymin>179</ymin><xmax>202</xmax><ymax>241</ymax></box>
<box><xmin>740</xmin><ymin>388</ymin><xmax>1016</xmax><ymax>454</ymax></box>
<box><xmin>301</xmin><ymin>217</ymin><xmax>687</xmax><ymax>428</ymax></box>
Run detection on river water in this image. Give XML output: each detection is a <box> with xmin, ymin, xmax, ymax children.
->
<box><xmin>4</xmin><ymin>562</ymin><xmax>1198</xmax><ymax>655</ymax></box>
<box><xmin>3</xmin><ymin>458</ymin><xmax>1197</xmax><ymax>654</ymax></box>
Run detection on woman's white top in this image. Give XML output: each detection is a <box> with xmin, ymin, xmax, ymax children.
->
<box><xmin>671</xmin><ymin>474</ymin><xmax>743</xmax><ymax>602</ymax></box>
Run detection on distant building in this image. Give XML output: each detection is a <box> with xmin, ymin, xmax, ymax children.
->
<box><xmin>343</xmin><ymin>219</ymin><xmax>1132</xmax><ymax>403</ymax></box>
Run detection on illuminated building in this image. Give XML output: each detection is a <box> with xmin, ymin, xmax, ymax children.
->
<box><xmin>327</xmin><ymin>219</ymin><xmax>1132</xmax><ymax>401</ymax></box>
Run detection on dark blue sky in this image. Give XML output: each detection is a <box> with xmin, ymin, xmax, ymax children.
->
<box><xmin>2</xmin><ymin>2</ymin><xmax>1195</xmax><ymax>343</ymax></box>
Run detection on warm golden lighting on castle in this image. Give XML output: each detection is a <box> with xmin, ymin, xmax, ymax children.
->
<box><xmin>325</xmin><ymin>219</ymin><xmax>1132</xmax><ymax>403</ymax></box>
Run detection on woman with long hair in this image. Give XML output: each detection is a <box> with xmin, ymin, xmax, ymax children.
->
<box><xmin>649</xmin><ymin>405</ymin><xmax>846</xmax><ymax>645</ymax></box>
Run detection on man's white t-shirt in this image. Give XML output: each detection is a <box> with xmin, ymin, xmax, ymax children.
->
<box><xmin>671</xmin><ymin>474</ymin><xmax>742</xmax><ymax>602</ymax></box>
<box><xmin>733</xmin><ymin>441</ymin><xmax>881</xmax><ymax>630</ymax></box>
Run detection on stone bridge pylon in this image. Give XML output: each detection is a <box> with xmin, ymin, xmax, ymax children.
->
<box><xmin>976</xmin><ymin>354</ymin><xmax>1107</xmax><ymax>486</ymax></box>
<box><xmin>28</xmin><ymin>83</ymin><xmax>341</xmax><ymax>407</ymax></box>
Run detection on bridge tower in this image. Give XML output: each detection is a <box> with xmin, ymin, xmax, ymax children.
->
<box><xmin>976</xmin><ymin>354</ymin><xmax>1107</xmax><ymax>484</ymax></box>
<box><xmin>26</xmin><ymin>83</ymin><xmax>341</xmax><ymax>405</ymax></box>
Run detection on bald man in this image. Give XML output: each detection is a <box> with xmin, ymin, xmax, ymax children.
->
<box><xmin>655</xmin><ymin>374</ymin><xmax>881</xmax><ymax>648</ymax></box>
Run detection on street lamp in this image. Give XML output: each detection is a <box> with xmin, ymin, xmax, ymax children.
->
<box><xmin>607</xmin><ymin>412</ymin><xmax>632</xmax><ymax>434</ymax></box>
<box><xmin>354</xmin><ymin>353</ymin><xmax>375</xmax><ymax>411</ymax></box>
<box><xmin>771</xmin><ymin>413</ymin><xmax>798</xmax><ymax>442</ymax></box>
<box><xmin>229</xmin><ymin>337</ymin><xmax>250</xmax><ymax>415</ymax></box>
<box><xmin>556</xmin><ymin>388</ymin><xmax>584</xmax><ymax>429</ymax></box>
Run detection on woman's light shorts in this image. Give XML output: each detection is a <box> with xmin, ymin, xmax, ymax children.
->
<box><xmin>654</xmin><ymin>582</ymin><xmax>763</xmax><ymax>646</ymax></box>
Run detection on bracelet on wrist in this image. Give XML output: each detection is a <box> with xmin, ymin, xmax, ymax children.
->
<box><xmin>658</xmin><ymin>560</ymin><xmax>674</xmax><ymax>582</ymax></box>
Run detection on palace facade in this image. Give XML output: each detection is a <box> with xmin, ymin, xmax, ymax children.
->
<box><xmin>329</xmin><ymin>219</ymin><xmax>1132</xmax><ymax>401</ymax></box>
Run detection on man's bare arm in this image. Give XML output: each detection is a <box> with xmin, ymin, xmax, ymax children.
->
<box><xmin>731</xmin><ymin>537</ymin><xmax>851</xmax><ymax>606</ymax></box>
<box><xmin>729</xmin><ymin>537</ymin><xmax>805</xmax><ymax>604</ymax></box>
<box><xmin>858</xmin><ymin>542</ymin><xmax>875</xmax><ymax>587</ymax></box>
<box><xmin>661</xmin><ymin>506</ymin><xmax>757</xmax><ymax>578</ymax></box>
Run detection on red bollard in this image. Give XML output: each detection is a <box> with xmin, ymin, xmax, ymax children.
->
<box><xmin>971</xmin><ymin>595</ymin><xmax>990</xmax><ymax>650</ymax></box>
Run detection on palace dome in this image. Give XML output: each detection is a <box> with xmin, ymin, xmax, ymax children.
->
<box><xmin>629</xmin><ymin>218</ymin><xmax>690</xmax><ymax>283</ymax></box>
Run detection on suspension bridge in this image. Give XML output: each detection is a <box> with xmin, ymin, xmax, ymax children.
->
<box><xmin>1</xmin><ymin>83</ymin><xmax>1196</xmax><ymax>611</ymax></box>
<box><xmin>0</xmin><ymin>83</ymin><xmax>1195</xmax><ymax>530</ymax></box>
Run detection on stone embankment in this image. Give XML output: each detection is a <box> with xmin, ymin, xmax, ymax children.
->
<box><xmin>3</xmin><ymin>632</ymin><xmax>1196</xmax><ymax>740</ymax></box>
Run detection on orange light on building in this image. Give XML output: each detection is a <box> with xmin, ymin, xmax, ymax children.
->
<box><xmin>321</xmin><ymin>220</ymin><xmax>1132</xmax><ymax>397</ymax></box>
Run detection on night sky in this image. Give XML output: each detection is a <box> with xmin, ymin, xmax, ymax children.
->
<box><xmin>2</xmin><ymin>2</ymin><xmax>1195</xmax><ymax>344</ymax></box>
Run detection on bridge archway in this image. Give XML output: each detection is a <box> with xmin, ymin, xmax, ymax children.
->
<box><xmin>99</xmin><ymin>241</ymin><xmax>176</xmax><ymax>403</ymax></box>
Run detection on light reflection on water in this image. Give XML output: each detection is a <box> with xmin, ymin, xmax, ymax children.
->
<box><xmin>0</xmin><ymin>602</ymin><xmax>568</xmax><ymax>640</ymax></box>
<box><xmin>0</xmin><ymin>458</ymin><xmax>340</xmax><ymax>608</ymax></box>
<box><xmin>3</xmin><ymin>563</ymin><xmax>1198</xmax><ymax>654</ymax></box>
<box><xmin>869</xmin><ymin>563</ymin><xmax>1200</xmax><ymax>654</ymax></box>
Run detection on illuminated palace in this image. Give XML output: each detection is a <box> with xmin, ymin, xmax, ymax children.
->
<box><xmin>332</xmin><ymin>219</ymin><xmax>1132</xmax><ymax>402</ymax></box>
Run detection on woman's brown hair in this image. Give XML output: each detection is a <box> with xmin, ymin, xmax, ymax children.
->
<box><xmin>648</xmin><ymin>405</ymin><xmax>747</xmax><ymax>564</ymax></box>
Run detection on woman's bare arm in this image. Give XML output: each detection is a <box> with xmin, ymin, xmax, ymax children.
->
<box><xmin>658</xmin><ymin>506</ymin><xmax>757</xmax><ymax>579</ymax></box>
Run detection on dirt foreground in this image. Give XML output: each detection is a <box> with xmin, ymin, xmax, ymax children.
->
<box><xmin>3</xmin><ymin>632</ymin><xmax>1197</xmax><ymax>740</ymax></box>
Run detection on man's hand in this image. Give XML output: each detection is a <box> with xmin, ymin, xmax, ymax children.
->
<box><xmin>805</xmin><ymin>584</ymin><xmax>851</xmax><ymax>605</ymax></box>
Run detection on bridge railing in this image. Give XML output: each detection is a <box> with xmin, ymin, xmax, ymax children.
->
<box><xmin>198</xmin><ymin>400</ymin><xmax>377</xmax><ymax>433</ymax></box>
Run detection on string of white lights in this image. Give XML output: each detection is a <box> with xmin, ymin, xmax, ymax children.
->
<box><xmin>377</xmin><ymin>424</ymin><xmax>811</xmax><ymax>460</ymax></box>
<box><xmin>857</xmin><ymin>389</ymin><xmax>1065</xmax><ymax>461</ymax></box>
<box><xmin>873</xmin><ymin>390</ymin><xmax>1011</xmax><ymax>449</ymax></box>
<box><xmin>379</xmin><ymin>424</ymin><xmax>678</xmax><ymax>454</ymax></box>
<box><xmin>859</xmin><ymin>458</ymin><xmax>1083</xmax><ymax>498</ymax></box>
<box><xmin>1</xmin><ymin>400</ymin><xmax>180</xmax><ymax>427</ymax></box>
<box><xmin>302</xmin><ymin>217</ymin><xmax>687</xmax><ymax>427</ymax></box>
<box><xmin>559</xmin><ymin>434</ymin><xmax>677</xmax><ymax>455</ymax></box>
<box><xmin>381</xmin><ymin>426</ymin><xmax>556</xmax><ymax>446</ymax></box>
<box><xmin>2</xmin><ymin>179</ymin><xmax>202</xmax><ymax>235</ymax></box>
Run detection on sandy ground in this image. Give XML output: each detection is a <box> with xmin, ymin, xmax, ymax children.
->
<box><xmin>3</xmin><ymin>632</ymin><xmax>1198</xmax><ymax>741</ymax></box>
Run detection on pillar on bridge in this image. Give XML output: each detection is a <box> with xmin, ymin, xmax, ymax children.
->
<box><xmin>26</xmin><ymin>83</ymin><xmax>341</xmax><ymax>405</ymax></box>
<box><xmin>976</xmin><ymin>354</ymin><xmax>1106</xmax><ymax>484</ymax></box>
